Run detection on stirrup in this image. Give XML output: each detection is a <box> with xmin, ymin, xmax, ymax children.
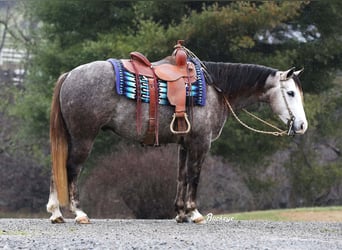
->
<box><xmin>170</xmin><ymin>113</ymin><xmax>191</xmax><ymax>134</ymax></box>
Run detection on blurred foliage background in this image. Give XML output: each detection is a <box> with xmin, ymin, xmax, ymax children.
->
<box><xmin>1</xmin><ymin>1</ymin><xmax>341</xmax><ymax>217</ymax></box>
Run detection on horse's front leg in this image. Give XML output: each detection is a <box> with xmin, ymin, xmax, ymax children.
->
<box><xmin>174</xmin><ymin>144</ymin><xmax>188</xmax><ymax>223</ymax></box>
<box><xmin>184</xmin><ymin>143</ymin><xmax>210</xmax><ymax>224</ymax></box>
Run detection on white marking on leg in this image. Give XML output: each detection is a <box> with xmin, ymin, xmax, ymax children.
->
<box><xmin>190</xmin><ymin>209</ymin><xmax>206</xmax><ymax>224</ymax></box>
<box><xmin>74</xmin><ymin>209</ymin><xmax>87</xmax><ymax>218</ymax></box>
<box><xmin>46</xmin><ymin>190</ymin><xmax>64</xmax><ymax>223</ymax></box>
<box><xmin>70</xmin><ymin>200</ymin><xmax>90</xmax><ymax>224</ymax></box>
<box><xmin>74</xmin><ymin>209</ymin><xmax>90</xmax><ymax>224</ymax></box>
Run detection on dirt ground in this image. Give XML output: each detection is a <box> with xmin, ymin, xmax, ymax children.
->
<box><xmin>1</xmin><ymin>218</ymin><xmax>342</xmax><ymax>249</ymax></box>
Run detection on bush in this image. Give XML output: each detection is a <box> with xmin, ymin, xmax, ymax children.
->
<box><xmin>80</xmin><ymin>144</ymin><xmax>314</xmax><ymax>219</ymax></box>
<box><xmin>0</xmin><ymin>153</ymin><xmax>49</xmax><ymax>213</ymax></box>
<box><xmin>81</xmin><ymin>144</ymin><xmax>178</xmax><ymax>219</ymax></box>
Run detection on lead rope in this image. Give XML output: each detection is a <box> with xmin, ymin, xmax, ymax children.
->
<box><xmin>183</xmin><ymin>44</ymin><xmax>292</xmax><ymax>137</ymax></box>
<box><xmin>223</xmin><ymin>95</ymin><xmax>288</xmax><ymax>137</ymax></box>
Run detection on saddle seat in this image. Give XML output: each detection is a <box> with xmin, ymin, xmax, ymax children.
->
<box><xmin>120</xmin><ymin>41</ymin><xmax>197</xmax><ymax>145</ymax></box>
<box><xmin>121</xmin><ymin>52</ymin><xmax>196</xmax><ymax>83</ymax></box>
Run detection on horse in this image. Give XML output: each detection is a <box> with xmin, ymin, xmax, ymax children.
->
<box><xmin>46</xmin><ymin>55</ymin><xmax>308</xmax><ymax>224</ymax></box>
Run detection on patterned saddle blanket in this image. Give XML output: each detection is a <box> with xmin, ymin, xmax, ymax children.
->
<box><xmin>107</xmin><ymin>58</ymin><xmax>206</xmax><ymax>106</ymax></box>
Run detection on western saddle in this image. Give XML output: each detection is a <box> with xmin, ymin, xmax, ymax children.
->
<box><xmin>121</xmin><ymin>40</ymin><xmax>198</xmax><ymax>145</ymax></box>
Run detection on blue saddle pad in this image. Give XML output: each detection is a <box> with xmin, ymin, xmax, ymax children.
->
<box><xmin>108</xmin><ymin>58</ymin><xmax>206</xmax><ymax>106</ymax></box>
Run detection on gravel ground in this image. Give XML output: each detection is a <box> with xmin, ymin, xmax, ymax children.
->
<box><xmin>0</xmin><ymin>218</ymin><xmax>342</xmax><ymax>249</ymax></box>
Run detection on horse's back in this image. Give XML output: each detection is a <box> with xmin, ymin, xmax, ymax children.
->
<box><xmin>61</xmin><ymin>61</ymin><xmax>115</xmax><ymax>102</ymax></box>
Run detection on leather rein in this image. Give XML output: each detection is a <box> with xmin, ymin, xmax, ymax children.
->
<box><xmin>182</xmin><ymin>47</ymin><xmax>296</xmax><ymax>137</ymax></box>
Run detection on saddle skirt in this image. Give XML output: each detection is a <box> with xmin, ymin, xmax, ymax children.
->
<box><xmin>108</xmin><ymin>58</ymin><xmax>206</xmax><ymax>107</ymax></box>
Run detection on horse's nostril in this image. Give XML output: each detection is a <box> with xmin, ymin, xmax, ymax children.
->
<box><xmin>299</xmin><ymin>121</ymin><xmax>308</xmax><ymax>133</ymax></box>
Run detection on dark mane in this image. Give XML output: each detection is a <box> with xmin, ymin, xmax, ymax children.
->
<box><xmin>203</xmin><ymin>62</ymin><xmax>277</xmax><ymax>97</ymax></box>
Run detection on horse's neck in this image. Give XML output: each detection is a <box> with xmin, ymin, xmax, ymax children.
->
<box><xmin>226</xmin><ymin>80</ymin><xmax>263</xmax><ymax>110</ymax></box>
<box><xmin>229</xmin><ymin>92</ymin><xmax>261</xmax><ymax>111</ymax></box>
<box><xmin>204</xmin><ymin>61</ymin><xmax>271</xmax><ymax>110</ymax></box>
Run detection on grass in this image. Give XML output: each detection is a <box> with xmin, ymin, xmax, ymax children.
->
<box><xmin>219</xmin><ymin>206</ymin><xmax>342</xmax><ymax>222</ymax></box>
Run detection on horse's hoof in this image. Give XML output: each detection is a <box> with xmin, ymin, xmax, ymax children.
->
<box><xmin>192</xmin><ymin>215</ymin><xmax>206</xmax><ymax>224</ymax></box>
<box><xmin>175</xmin><ymin>214</ymin><xmax>190</xmax><ymax>223</ymax></box>
<box><xmin>75</xmin><ymin>216</ymin><xmax>91</xmax><ymax>224</ymax></box>
<box><xmin>190</xmin><ymin>209</ymin><xmax>206</xmax><ymax>224</ymax></box>
<box><xmin>51</xmin><ymin>216</ymin><xmax>65</xmax><ymax>224</ymax></box>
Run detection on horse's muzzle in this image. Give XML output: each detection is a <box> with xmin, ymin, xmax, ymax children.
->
<box><xmin>288</xmin><ymin>118</ymin><xmax>307</xmax><ymax>136</ymax></box>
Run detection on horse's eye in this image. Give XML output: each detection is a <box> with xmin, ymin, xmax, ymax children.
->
<box><xmin>287</xmin><ymin>91</ymin><xmax>295</xmax><ymax>97</ymax></box>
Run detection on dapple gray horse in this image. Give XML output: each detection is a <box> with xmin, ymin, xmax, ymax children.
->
<box><xmin>47</xmin><ymin>57</ymin><xmax>307</xmax><ymax>224</ymax></box>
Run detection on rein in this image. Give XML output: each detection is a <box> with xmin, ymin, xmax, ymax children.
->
<box><xmin>183</xmin><ymin>44</ymin><xmax>296</xmax><ymax>137</ymax></box>
<box><xmin>223</xmin><ymin>94</ymin><xmax>294</xmax><ymax>137</ymax></box>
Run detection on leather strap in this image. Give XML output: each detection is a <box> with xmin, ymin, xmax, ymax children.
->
<box><xmin>175</xmin><ymin>111</ymin><xmax>187</xmax><ymax>132</ymax></box>
<box><xmin>167</xmin><ymin>78</ymin><xmax>188</xmax><ymax>134</ymax></box>
<box><xmin>129</xmin><ymin>53</ymin><xmax>160</xmax><ymax>145</ymax></box>
<box><xmin>144</xmin><ymin>76</ymin><xmax>159</xmax><ymax>145</ymax></box>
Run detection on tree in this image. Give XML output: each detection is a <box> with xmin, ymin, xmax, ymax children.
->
<box><xmin>11</xmin><ymin>0</ymin><xmax>342</xmax><ymax>162</ymax></box>
<box><xmin>0</xmin><ymin>1</ymin><xmax>12</xmax><ymax>53</ymax></box>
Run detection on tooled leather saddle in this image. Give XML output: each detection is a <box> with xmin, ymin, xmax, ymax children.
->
<box><xmin>109</xmin><ymin>41</ymin><xmax>204</xmax><ymax>145</ymax></box>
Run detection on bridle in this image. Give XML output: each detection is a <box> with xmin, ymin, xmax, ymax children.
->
<box><xmin>223</xmin><ymin>74</ymin><xmax>296</xmax><ymax>137</ymax></box>
<box><xmin>279</xmin><ymin>74</ymin><xmax>296</xmax><ymax>136</ymax></box>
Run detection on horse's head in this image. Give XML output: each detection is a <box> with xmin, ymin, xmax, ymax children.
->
<box><xmin>263</xmin><ymin>68</ymin><xmax>308</xmax><ymax>135</ymax></box>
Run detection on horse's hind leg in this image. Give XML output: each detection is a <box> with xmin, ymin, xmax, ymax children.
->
<box><xmin>47</xmin><ymin>138</ymin><xmax>93</xmax><ymax>224</ymax></box>
<box><xmin>47</xmin><ymin>175</ymin><xmax>65</xmax><ymax>223</ymax></box>
<box><xmin>67</xmin><ymin>139</ymin><xmax>94</xmax><ymax>224</ymax></box>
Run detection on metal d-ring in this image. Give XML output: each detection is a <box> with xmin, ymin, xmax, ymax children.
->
<box><xmin>170</xmin><ymin>113</ymin><xmax>191</xmax><ymax>134</ymax></box>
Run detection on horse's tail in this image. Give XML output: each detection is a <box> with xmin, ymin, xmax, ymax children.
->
<box><xmin>50</xmin><ymin>72</ymin><xmax>69</xmax><ymax>207</ymax></box>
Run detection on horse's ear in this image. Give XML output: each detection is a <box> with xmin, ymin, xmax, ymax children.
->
<box><xmin>294</xmin><ymin>68</ymin><xmax>304</xmax><ymax>77</ymax></box>
<box><xmin>280</xmin><ymin>67</ymin><xmax>295</xmax><ymax>81</ymax></box>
